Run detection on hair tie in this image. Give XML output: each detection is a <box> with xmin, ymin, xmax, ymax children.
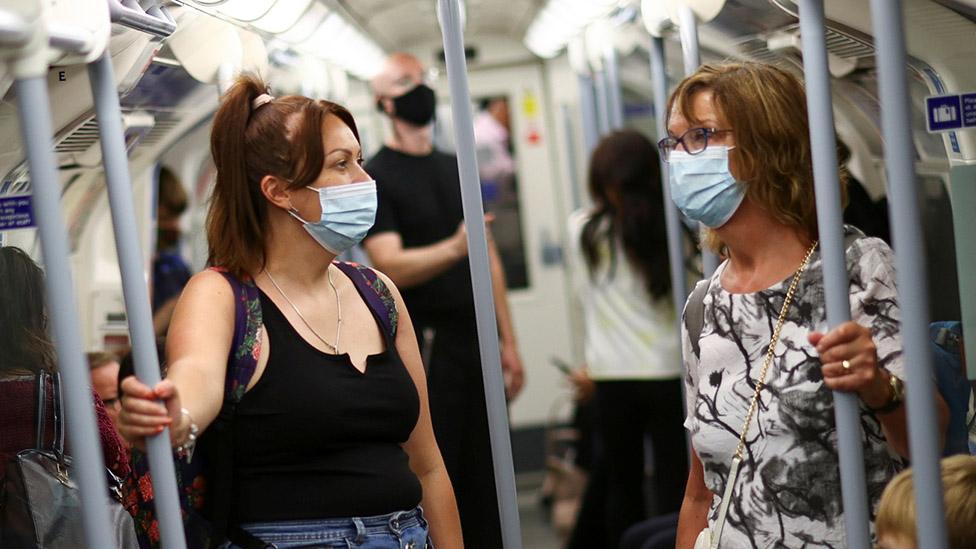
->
<box><xmin>252</xmin><ymin>93</ymin><xmax>274</xmax><ymax>110</ymax></box>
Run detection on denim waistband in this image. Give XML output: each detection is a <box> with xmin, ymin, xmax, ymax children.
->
<box><xmin>240</xmin><ymin>507</ymin><xmax>425</xmax><ymax>543</ymax></box>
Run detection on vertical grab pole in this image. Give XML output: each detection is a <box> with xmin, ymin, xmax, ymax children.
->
<box><xmin>604</xmin><ymin>46</ymin><xmax>625</xmax><ymax>130</ymax></box>
<box><xmin>14</xmin><ymin>77</ymin><xmax>115</xmax><ymax>549</ymax></box>
<box><xmin>436</xmin><ymin>1</ymin><xmax>522</xmax><ymax>547</ymax></box>
<box><xmin>561</xmin><ymin>104</ymin><xmax>583</xmax><ymax>211</ymax></box>
<box><xmin>650</xmin><ymin>36</ymin><xmax>689</xmax><ymax>328</ymax></box>
<box><xmin>676</xmin><ymin>5</ymin><xmax>701</xmax><ymax>78</ymax></box>
<box><xmin>676</xmin><ymin>4</ymin><xmax>719</xmax><ymax>277</ymax></box>
<box><xmin>797</xmin><ymin>2</ymin><xmax>871</xmax><ymax>548</ymax></box>
<box><xmin>593</xmin><ymin>68</ymin><xmax>612</xmax><ymax>135</ymax></box>
<box><xmin>88</xmin><ymin>54</ymin><xmax>188</xmax><ymax>549</ymax></box>
<box><xmin>868</xmin><ymin>1</ymin><xmax>949</xmax><ymax>547</ymax></box>
<box><xmin>651</xmin><ymin>35</ymin><xmax>694</xmax><ymax>457</ymax></box>
<box><xmin>577</xmin><ymin>73</ymin><xmax>600</xmax><ymax>154</ymax></box>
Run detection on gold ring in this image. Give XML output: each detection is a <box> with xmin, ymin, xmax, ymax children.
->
<box><xmin>842</xmin><ymin>359</ymin><xmax>852</xmax><ymax>371</ymax></box>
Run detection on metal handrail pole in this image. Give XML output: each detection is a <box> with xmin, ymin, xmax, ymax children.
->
<box><xmin>436</xmin><ymin>1</ymin><xmax>522</xmax><ymax>547</ymax></box>
<box><xmin>14</xmin><ymin>74</ymin><xmax>115</xmax><ymax>549</ymax></box>
<box><xmin>676</xmin><ymin>5</ymin><xmax>700</xmax><ymax>78</ymax></box>
<box><xmin>604</xmin><ymin>46</ymin><xmax>625</xmax><ymax>129</ymax></box>
<box><xmin>650</xmin><ymin>36</ymin><xmax>690</xmax><ymax>328</ymax></box>
<box><xmin>108</xmin><ymin>0</ymin><xmax>176</xmax><ymax>37</ymax></box>
<box><xmin>797</xmin><ymin>1</ymin><xmax>871</xmax><ymax>547</ymax></box>
<box><xmin>577</xmin><ymin>73</ymin><xmax>600</xmax><ymax>154</ymax></box>
<box><xmin>561</xmin><ymin>104</ymin><xmax>583</xmax><ymax>210</ymax></box>
<box><xmin>869</xmin><ymin>1</ymin><xmax>948</xmax><ymax>546</ymax></box>
<box><xmin>593</xmin><ymin>68</ymin><xmax>612</xmax><ymax>135</ymax></box>
<box><xmin>88</xmin><ymin>54</ymin><xmax>188</xmax><ymax>549</ymax></box>
<box><xmin>676</xmin><ymin>4</ymin><xmax>719</xmax><ymax>277</ymax></box>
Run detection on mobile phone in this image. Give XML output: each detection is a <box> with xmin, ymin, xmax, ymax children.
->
<box><xmin>549</xmin><ymin>356</ymin><xmax>573</xmax><ymax>376</ymax></box>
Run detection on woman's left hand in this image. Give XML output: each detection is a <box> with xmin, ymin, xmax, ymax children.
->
<box><xmin>809</xmin><ymin>321</ymin><xmax>892</xmax><ymax>409</ymax></box>
<box><xmin>501</xmin><ymin>344</ymin><xmax>525</xmax><ymax>401</ymax></box>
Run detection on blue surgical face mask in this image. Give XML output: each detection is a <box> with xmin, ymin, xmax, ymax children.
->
<box><xmin>289</xmin><ymin>180</ymin><xmax>377</xmax><ymax>254</ymax></box>
<box><xmin>668</xmin><ymin>146</ymin><xmax>746</xmax><ymax>229</ymax></box>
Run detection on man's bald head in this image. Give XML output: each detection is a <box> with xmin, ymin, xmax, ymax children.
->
<box><xmin>372</xmin><ymin>52</ymin><xmax>426</xmax><ymax>99</ymax></box>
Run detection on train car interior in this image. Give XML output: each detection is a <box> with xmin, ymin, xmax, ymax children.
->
<box><xmin>0</xmin><ymin>0</ymin><xmax>973</xmax><ymax>547</ymax></box>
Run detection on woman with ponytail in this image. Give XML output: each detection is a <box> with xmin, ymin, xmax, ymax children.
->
<box><xmin>565</xmin><ymin>130</ymin><xmax>688</xmax><ymax>548</ymax></box>
<box><xmin>117</xmin><ymin>74</ymin><xmax>461</xmax><ymax>548</ymax></box>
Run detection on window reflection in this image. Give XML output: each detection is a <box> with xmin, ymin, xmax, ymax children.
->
<box><xmin>474</xmin><ymin>96</ymin><xmax>529</xmax><ymax>289</ymax></box>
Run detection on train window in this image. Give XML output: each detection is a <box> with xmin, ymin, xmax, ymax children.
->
<box><xmin>474</xmin><ymin>95</ymin><xmax>529</xmax><ymax>289</ymax></box>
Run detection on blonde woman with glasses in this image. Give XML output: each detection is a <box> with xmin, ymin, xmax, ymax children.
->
<box><xmin>663</xmin><ymin>62</ymin><xmax>949</xmax><ymax>548</ymax></box>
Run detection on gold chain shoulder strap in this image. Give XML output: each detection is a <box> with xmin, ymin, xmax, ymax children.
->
<box><xmin>733</xmin><ymin>241</ymin><xmax>818</xmax><ymax>461</ymax></box>
<box><xmin>701</xmin><ymin>241</ymin><xmax>819</xmax><ymax>549</ymax></box>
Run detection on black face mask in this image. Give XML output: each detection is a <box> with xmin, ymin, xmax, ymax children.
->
<box><xmin>384</xmin><ymin>83</ymin><xmax>436</xmax><ymax>127</ymax></box>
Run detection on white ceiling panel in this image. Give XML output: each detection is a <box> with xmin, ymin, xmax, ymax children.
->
<box><xmin>338</xmin><ymin>0</ymin><xmax>541</xmax><ymax>50</ymax></box>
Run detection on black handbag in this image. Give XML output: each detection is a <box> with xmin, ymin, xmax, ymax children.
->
<box><xmin>0</xmin><ymin>371</ymin><xmax>139</xmax><ymax>548</ymax></box>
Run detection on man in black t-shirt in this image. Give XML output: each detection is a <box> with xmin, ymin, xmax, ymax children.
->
<box><xmin>363</xmin><ymin>52</ymin><xmax>524</xmax><ymax>548</ymax></box>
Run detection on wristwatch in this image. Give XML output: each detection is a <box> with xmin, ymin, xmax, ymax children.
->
<box><xmin>867</xmin><ymin>371</ymin><xmax>904</xmax><ymax>415</ymax></box>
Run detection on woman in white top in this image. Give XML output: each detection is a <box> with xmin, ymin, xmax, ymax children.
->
<box><xmin>566</xmin><ymin>129</ymin><xmax>688</xmax><ymax>548</ymax></box>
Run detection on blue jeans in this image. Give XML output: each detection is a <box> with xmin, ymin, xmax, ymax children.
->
<box><xmin>229</xmin><ymin>507</ymin><xmax>432</xmax><ymax>549</ymax></box>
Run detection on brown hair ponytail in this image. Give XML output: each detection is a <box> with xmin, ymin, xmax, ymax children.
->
<box><xmin>206</xmin><ymin>74</ymin><xmax>360</xmax><ymax>279</ymax></box>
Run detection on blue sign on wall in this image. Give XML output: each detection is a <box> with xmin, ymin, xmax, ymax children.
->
<box><xmin>927</xmin><ymin>95</ymin><xmax>962</xmax><ymax>132</ymax></box>
<box><xmin>926</xmin><ymin>93</ymin><xmax>976</xmax><ymax>134</ymax></box>
<box><xmin>0</xmin><ymin>195</ymin><xmax>35</xmax><ymax>230</ymax></box>
<box><xmin>961</xmin><ymin>93</ymin><xmax>976</xmax><ymax>128</ymax></box>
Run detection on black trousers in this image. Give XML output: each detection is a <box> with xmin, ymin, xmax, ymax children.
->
<box><xmin>568</xmin><ymin>379</ymin><xmax>688</xmax><ymax>549</ymax></box>
<box><xmin>422</xmin><ymin>319</ymin><xmax>502</xmax><ymax>549</ymax></box>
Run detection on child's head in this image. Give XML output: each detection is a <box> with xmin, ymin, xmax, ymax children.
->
<box><xmin>876</xmin><ymin>455</ymin><xmax>976</xmax><ymax>549</ymax></box>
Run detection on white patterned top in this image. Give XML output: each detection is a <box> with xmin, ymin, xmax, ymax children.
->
<box><xmin>682</xmin><ymin>230</ymin><xmax>905</xmax><ymax>547</ymax></box>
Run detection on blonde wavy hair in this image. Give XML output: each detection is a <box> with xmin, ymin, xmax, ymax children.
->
<box><xmin>667</xmin><ymin>62</ymin><xmax>848</xmax><ymax>253</ymax></box>
<box><xmin>876</xmin><ymin>455</ymin><xmax>976</xmax><ymax>548</ymax></box>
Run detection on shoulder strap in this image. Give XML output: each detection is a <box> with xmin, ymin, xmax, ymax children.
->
<box><xmin>208</xmin><ymin>268</ymin><xmax>263</xmax><ymax>403</ymax></box>
<box><xmin>52</xmin><ymin>372</ymin><xmax>65</xmax><ymax>456</ymax></box>
<box><xmin>34</xmin><ymin>371</ymin><xmax>47</xmax><ymax>450</ymax></box>
<box><xmin>334</xmin><ymin>261</ymin><xmax>398</xmax><ymax>340</ymax></box>
<box><xmin>685</xmin><ymin>279</ymin><xmax>710</xmax><ymax>361</ymax></box>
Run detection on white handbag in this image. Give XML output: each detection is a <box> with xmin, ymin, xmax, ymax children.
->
<box><xmin>692</xmin><ymin>243</ymin><xmax>816</xmax><ymax>549</ymax></box>
<box><xmin>693</xmin><ymin>527</ymin><xmax>713</xmax><ymax>549</ymax></box>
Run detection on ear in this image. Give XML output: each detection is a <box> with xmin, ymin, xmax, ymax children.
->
<box><xmin>377</xmin><ymin>96</ymin><xmax>394</xmax><ymax>117</ymax></box>
<box><xmin>260</xmin><ymin>175</ymin><xmax>295</xmax><ymax>212</ymax></box>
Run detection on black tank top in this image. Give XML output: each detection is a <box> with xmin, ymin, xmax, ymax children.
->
<box><xmin>231</xmin><ymin>288</ymin><xmax>422</xmax><ymax>522</ymax></box>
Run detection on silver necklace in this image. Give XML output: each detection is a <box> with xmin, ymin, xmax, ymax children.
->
<box><xmin>264</xmin><ymin>266</ymin><xmax>341</xmax><ymax>354</ymax></box>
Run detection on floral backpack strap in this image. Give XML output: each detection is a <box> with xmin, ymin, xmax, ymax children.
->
<box><xmin>208</xmin><ymin>268</ymin><xmax>263</xmax><ymax>401</ymax></box>
<box><xmin>333</xmin><ymin>261</ymin><xmax>398</xmax><ymax>340</ymax></box>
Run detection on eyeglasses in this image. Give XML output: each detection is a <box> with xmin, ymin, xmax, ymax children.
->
<box><xmin>657</xmin><ymin>127</ymin><xmax>733</xmax><ymax>162</ymax></box>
